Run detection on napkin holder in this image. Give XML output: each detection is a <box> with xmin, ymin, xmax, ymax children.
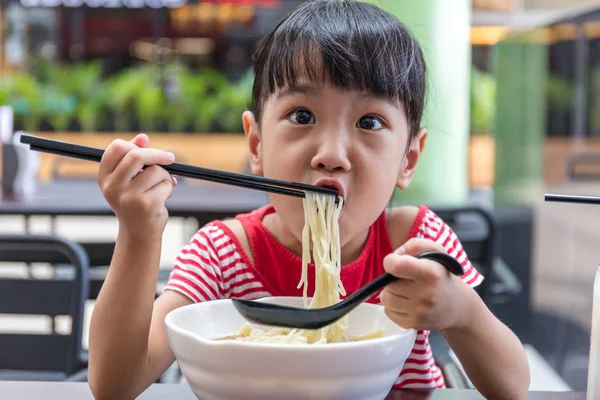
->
<box><xmin>1</xmin><ymin>132</ymin><xmax>39</xmax><ymax>200</ymax></box>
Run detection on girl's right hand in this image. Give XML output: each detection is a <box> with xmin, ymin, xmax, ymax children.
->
<box><xmin>97</xmin><ymin>134</ymin><xmax>177</xmax><ymax>240</ymax></box>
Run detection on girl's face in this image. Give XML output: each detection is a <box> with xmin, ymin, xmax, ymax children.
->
<box><xmin>243</xmin><ymin>81</ymin><xmax>426</xmax><ymax>251</ymax></box>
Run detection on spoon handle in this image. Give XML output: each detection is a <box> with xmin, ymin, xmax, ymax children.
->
<box><xmin>336</xmin><ymin>252</ymin><xmax>464</xmax><ymax>309</ymax></box>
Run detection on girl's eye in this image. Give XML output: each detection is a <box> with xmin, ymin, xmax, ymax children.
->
<box><xmin>289</xmin><ymin>109</ymin><xmax>315</xmax><ymax>125</ymax></box>
<box><xmin>357</xmin><ymin>116</ymin><xmax>383</xmax><ymax>130</ymax></box>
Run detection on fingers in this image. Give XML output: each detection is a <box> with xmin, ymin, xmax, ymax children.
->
<box><xmin>384</xmin><ymin>238</ymin><xmax>449</xmax><ymax>281</ymax></box>
<box><xmin>382</xmin><ymin>239</ymin><xmax>461</xmax><ymax>331</ymax></box>
<box><xmin>118</xmin><ymin>174</ymin><xmax>174</xmax><ymax>213</ymax></box>
<box><xmin>146</xmin><ymin>179</ymin><xmax>176</xmax><ymax>202</ymax></box>
<box><xmin>396</xmin><ymin>238</ymin><xmax>446</xmax><ymax>256</ymax></box>
<box><xmin>129</xmin><ymin>165</ymin><xmax>176</xmax><ymax>193</ymax></box>
<box><xmin>118</xmin><ymin>179</ymin><xmax>174</xmax><ymax>221</ymax></box>
<box><xmin>98</xmin><ymin>139</ymin><xmax>138</xmax><ymax>179</ymax></box>
<box><xmin>381</xmin><ymin>286</ymin><xmax>438</xmax><ymax>330</ymax></box>
<box><xmin>379</xmin><ymin>289</ymin><xmax>408</xmax><ymax>309</ymax></box>
<box><xmin>382</xmin><ymin>279</ymin><xmax>414</xmax><ymax>297</ymax></box>
<box><xmin>383</xmin><ymin>254</ymin><xmax>421</xmax><ymax>281</ymax></box>
<box><xmin>112</xmin><ymin>147</ymin><xmax>175</xmax><ymax>184</ymax></box>
<box><xmin>131</xmin><ymin>133</ymin><xmax>149</xmax><ymax>148</ymax></box>
<box><xmin>384</xmin><ymin>307</ymin><xmax>411</xmax><ymax>329</ymax></box>
<box><xmin>97</xmin><ymin>133</ymin><xmax>150</xmax><ymax>178</ymax></box>
<box><xmin>381</xmin><ymin>295</ymin><xmax>411</xmax><ymax>328</ymax></box>
<box><xmin>98</xmin><ymin>135</ymin><xmax>176</xmax><ymax>209</ymax></box>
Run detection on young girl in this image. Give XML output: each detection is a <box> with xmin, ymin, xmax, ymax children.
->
<box><xmin>88</xmin><ymin>0</ymin><xmax>530</xmax><ymax>399</ymax></box>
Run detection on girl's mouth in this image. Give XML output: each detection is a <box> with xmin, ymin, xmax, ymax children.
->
<box><xmin>313</xmin><ymin>178</ymin><xmax>346</xmax><ymax>200</ymax></box>
<box><xmin>313</xmin><ymin>178</ymin><xmax>346</xmax><ymax>221</ymax></box>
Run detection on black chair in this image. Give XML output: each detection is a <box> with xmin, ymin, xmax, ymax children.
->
<box><xmin>431</xmin><ymin>205</ymin><xmax>522</xmax><ymax>305</ymax></box>
<box><xmin>51</xmin><ymin>240</ymin><xmax>172</xmax><ymax>383</ymax></box>
<box><xmin>77</xmin><ymin>241</ymin><xmax>117</xmax><ymax>300</ymax></box>
<box><xmin>431</xmin><ymin>206</ymin><xmax>496</xmax><ymax>302</ymax></box>
<box><xmin>0</xmin><ymin>234</ymin><xmax>89</xmax><ymax>381</ymax></box>
<box><xmin>428</xmin><ymin>205</ymin><xmax>523</xmax><ymax>388</ymax></box>
<box><xmin>72</xmin><ymin>241</ymin><xmax>170</xmax><ymax>300</ymax></box>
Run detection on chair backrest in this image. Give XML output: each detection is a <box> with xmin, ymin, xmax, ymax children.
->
<box><xmin>430</xmin><ymin>205</ymin><xmax>497</xmax><ymax>303</ymax></box>
<box><xmin>0</xmin><ymin>234</ymin><xmax>89</xmax><ymax>376</ymax></box>
<box><xmin>63</xmin><ymin>241</ymin><xmax>170</xmax><ymax>301</ymax></box>
<box><xmin>79</xmin><ymin>242</ymin><xmax>115</xmax><ymax>267</ymax></box>
<box><xmin>78</xmin><ymin>242</ymin><xmax>114</xmax><ymax>299</ymax></box>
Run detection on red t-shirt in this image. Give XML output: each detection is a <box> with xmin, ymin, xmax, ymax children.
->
<box><xmin>164</xmin><ymin>204</ymin><xmax>483</xmax><ymax>389</ymax></box>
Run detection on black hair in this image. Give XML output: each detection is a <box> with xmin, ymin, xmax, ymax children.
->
<box><xmin>251</xmin><ymin>0</ymin><xmax>427</xmax><ymax>138</ymax></box>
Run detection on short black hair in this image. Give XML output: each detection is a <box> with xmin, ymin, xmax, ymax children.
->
<box><xmin>251</xmin><ymin>0</ymin><xmax>427</xmax><ymax>138</ymax></box>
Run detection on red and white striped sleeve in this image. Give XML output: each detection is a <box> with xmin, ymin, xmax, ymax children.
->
<box><xmin>163</xmin><ymin>222</ymin><xmax>226</xmax><ymax>303</ymax></box>
<box><xmin>416</xmin><ymin>209</ymin><xmax>484</xmax><ymax>288</ymax></box>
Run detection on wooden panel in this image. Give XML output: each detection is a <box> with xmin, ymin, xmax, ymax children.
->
<box><xmin>524</xmin><ymin>0</ymin><xmax>597</xmax><ymax>9</ymax></box>
<box><xmin>1</xmin><ymin>132</ymin><xmax>250</xmax><ymax>182</ymax></box>
<box><xmin>473</xmin><ymin>0</ymin><xmax>513</xmax><ymax>11</ymax></box>
<box><xmin>544</xmin><ymin>138</ymin><xmax>600</xmax><ymax>184</ymax></box>
<box><xmin>469</xmin><ymin>135</ymin><xmax>495</xmax><ymax>188</ymax></box>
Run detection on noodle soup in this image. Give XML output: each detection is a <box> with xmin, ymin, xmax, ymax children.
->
<box><xmin>164</xmin><ymin>296</ymin><xmax>417</xmax><ymax>400</ymax></box>
<box><xmin>217</xmin><ymin>323</ymin><xmax>385</xmax><ymax>344</ymax></box>
<box><xmin>227</xmin><ymin>192</ymin><xmax>383</xmax><ymax>345</ymax></box>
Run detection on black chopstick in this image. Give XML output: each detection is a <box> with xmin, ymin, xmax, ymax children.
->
<box><xmin>20</xmin><ymin>134</ymin><xmax>339</xmax><ymax>199</ymax></box>
<box><xmin>545</xmin><ymin>193</ymin><xmax>600</xmax><ymax>205</ymax></box>
<box><xmin>28</xmin><ymin>142</ymin><xmax>309</xmax><ymax>198</ymax></box>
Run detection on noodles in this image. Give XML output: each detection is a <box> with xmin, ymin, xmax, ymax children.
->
<box><xmin>232</xmin><ymin>192</ymin><xmax>384</xmax><ymax>344</ymax></box>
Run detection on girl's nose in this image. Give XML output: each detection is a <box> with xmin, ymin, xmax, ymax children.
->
<box><xmin>310</xmin><ymin>135</ymin><xmax>352</xmax><ymax>173</ymax></box>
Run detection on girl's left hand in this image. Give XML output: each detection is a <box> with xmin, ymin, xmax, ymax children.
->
<box><xmin>380</xmin><ymin>238</ymin><xmax>475</xmax><ymax>331</ymax></box>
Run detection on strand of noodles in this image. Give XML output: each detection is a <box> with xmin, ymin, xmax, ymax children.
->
<box><xmin>299</xmin><ymin>195</ymin><xmax>311</xmax><ymax>308</ymax></box>
<box><xmin>237</xmin><ymin>193</ymin><xmax>343</xmax><ymax>344</ymax></box>
<box><xmin>235</xmin><ymin>192</ymin><xmax>382</xmax><ymax>344</ymax></box>
<box><xmin>291</xmin><ymin>192</ymin><xmax>346</xmax><ymax>344</ymax></box>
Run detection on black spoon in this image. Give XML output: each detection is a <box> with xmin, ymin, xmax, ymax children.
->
<box><xmin>231</xmin><ymin>252</ymin><xmax>464</xmax><ymax>330</ymax></box>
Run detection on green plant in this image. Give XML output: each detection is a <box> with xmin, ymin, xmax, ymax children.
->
<box><xmin>216</xmin><ymin>70</ymin><xmax>254</xmax><ymax>132</ymax></box>
<box><xmin>0</xmin><ymin>78</ymin><xmax>9</xmax><ymax>106</ymax></box>
<box><xmin>44</xmin><ymin>89</ymin><xmax>77</xmax><ymax>131</ymax></box>
<box><xmin>546</xmin><ymin>74</ymin><xmax>572</xmax><ymax>109</ymax></box>
<box><xmin>45</xmin><ymin>62</ymin><xmax>102</xmax><ymax>99</ymax></box>
<box><xmin>41</xmin><ymin>62</ymin><xmax>104</xmax><ymax>131</ymax></box>
<box><xmin>178</xmin><ymin>71</ymin><xmax>219</xmax><ymax>132</ymax></box>
<box><xmin>1</xmin><ymin>61</ymin><xmax>256</xmax><ymax>133</ymax></box>
<box><xmin>470</xmin><ymin>67</ymin><xmax>496</xmax><ymax>135</ymax></box>
<box><xmin>135</xmin><ymin>84</ymin><xmax>165</xmax><ymax>132</ymax></box>
<box><xmin>105</xmin><ymin>68</ymin><xmax>148</xmax><ymax>131</ymax></box>
<box><xmin>7</xmin><ymin>73</ymin><xmax>45</xmax><ymax>132</ymax></box>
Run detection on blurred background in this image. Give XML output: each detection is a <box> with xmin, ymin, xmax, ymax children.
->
<box><xmin>1</xmin><ymin>0</ymin><xmax>600</xmax><ymax>393</ymax></box>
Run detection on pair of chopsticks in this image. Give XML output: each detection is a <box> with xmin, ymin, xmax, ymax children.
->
<box><xmin>545</xmin><ymin>193</ymin><xmax>600</xmax><ymax>205</ymax></box>
<box><xmin>19</xmin><ymin>134</ymin><xmax>338</xmax><ymax>200</ymax></box>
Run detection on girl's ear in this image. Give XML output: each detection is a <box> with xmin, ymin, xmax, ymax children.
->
<box><xmin>243</xmin><ymin>111</ymin><xmax>263</xmax><ymax>176</ymax></box>
<box><xmin>396</xmin><ymin>128</ymin><xmax>427</xmax><ymax>190</ymax></box>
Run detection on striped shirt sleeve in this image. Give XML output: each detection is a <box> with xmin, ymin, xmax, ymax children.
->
<box><xmin>163</xmin><ymin>222</ymin><xmax>226</xmax><ymax>303</ymax></box>
<box><xmin>416</xmin><ymin>209</ymin><xmax>484</xmax><ymax>288</ymax></box>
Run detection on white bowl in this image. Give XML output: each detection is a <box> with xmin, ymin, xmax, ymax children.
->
<box><xmin>165</xmin><ymin>296</ymin><xmax>416</xmax><ymax>400</ymax></box>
